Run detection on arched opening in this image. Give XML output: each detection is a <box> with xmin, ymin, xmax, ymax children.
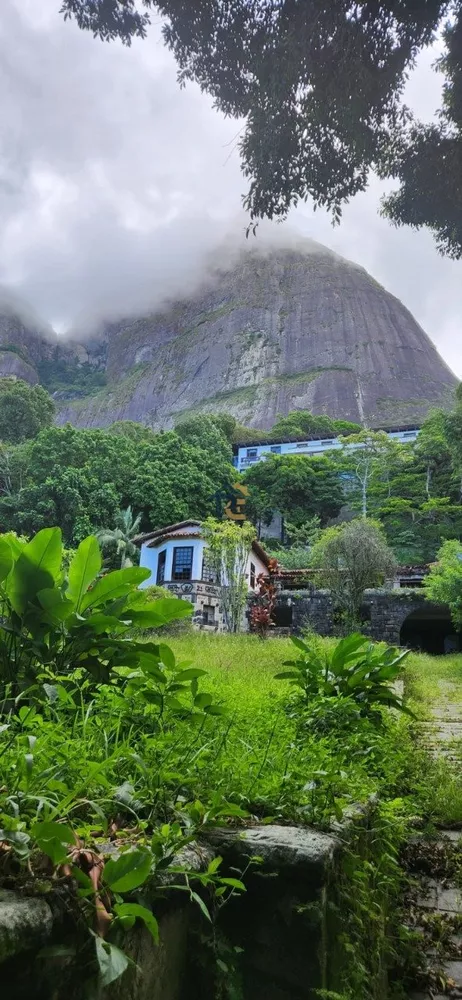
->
<box><xmin>400</xmin><ymin>604</ymin><xmax>461</xmax><ymax>655</ymax></box>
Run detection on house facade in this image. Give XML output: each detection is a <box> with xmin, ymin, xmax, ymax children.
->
<box><xmin>134</xmin><ymin>520</ymin><xmax>269</xmax><ymax>631</ymax></box>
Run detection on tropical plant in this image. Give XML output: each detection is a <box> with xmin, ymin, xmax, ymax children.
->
<box><xmin>276</xmin><ymin>633</ymin><xmax>411</xmax><ymax>721</ymax></box>
<box><xmin>202</xmin><ymin>518</ymin><xmax>256</xmax><ymax>633</ymax></box>
<box><xmin>96</xmin><ymin>505</ymin><xmax>142</xmax><ymax>568</ymax></box>
<box><xmin>0</xmin><ymin>527</ymin><xmax>192</xmax><ymax>700</ymax></box>
<box><xmin>424</xmin><ymin>539</ymin><xmax>462</xmax><ymax>630</ymax></box>
<box><xmin>310</xmin><ymin>519</ymin><xmax>397</xmax><ymax>629</ymax></box>
<box><xmin>249</xmin><ymin>558</ymin><xmax>279</xmax><ymax>639</ymax></box>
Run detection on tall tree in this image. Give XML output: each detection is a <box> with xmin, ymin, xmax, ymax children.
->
<box><xmin>60</xmin><ymin>0</ymin><xmax>462</xmax><ymax>256</ymax></box>
<box><xmin>445</xmin><ymin>383</ymin><xmax>462</xmax><ymax>498</ymax></box>
<box><xmin>174</xmin><ymin>415</ymin><xmax>233</xmax><ymax>464</ymax></box>
<box><xmin>244</xmin><ymin>453</ymin><xmax>344</xmax><ymax>528</ymax></box>
<box><xmin>269</xmin><ymin>410</ymin><xmax>360</xmax><ymax>441</ymax></box>
<box><xmin>338</xmin><ymin>431</ymin><xmax>403</xmax><ymax>518</ymax></box>
<box><xmin>310</xmin><ymin>518</ymin><xmax>397</xmax><ymax>626</ymax></box>
<box><xmin>0</xmin><ymin>379</ymin><xmax>55</xmax><ymax>444</ymax></box>
<box><xmin>0</xmin><ymin>424</ymin><xmax>235</xmax><ymax>545</ymax></box>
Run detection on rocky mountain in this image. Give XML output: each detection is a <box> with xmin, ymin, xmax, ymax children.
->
<box><xmin>1</xmin><ymin>243</ymin><xmax>457</xmax><ymax>429</ymax></box>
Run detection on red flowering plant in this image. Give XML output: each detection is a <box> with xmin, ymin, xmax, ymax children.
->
<box><xmin>249</xmin><ymin>557</ymin><xmax>279</xmax><ymax>639</ymax></box>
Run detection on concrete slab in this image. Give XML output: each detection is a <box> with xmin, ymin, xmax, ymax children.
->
<box><xmin>437</xmin><ymin>886</ymin><xmax>461</xmax><ymax>912</ymax></box>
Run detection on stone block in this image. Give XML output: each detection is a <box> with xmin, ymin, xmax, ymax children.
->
<box><xmin>206</xmin><ymin>824</ymin><xmax>339</xmax><ymax>881</ymax></box>
<box><xmin>0</xmin><ymin>889</ymin><xmax>53</xmax><ymax>963</ymax></box>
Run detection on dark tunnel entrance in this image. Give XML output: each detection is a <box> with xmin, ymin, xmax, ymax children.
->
<box><xmin>400</xmin><ymin>604</ymin><xmax>461</xmax><ymax>655</ymax></box>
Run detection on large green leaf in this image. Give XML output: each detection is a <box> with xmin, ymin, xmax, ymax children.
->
<box><xmin>0</xmin><ymin>537</ymin><xmax>13</xmax><ymax>583</ymax></box>
<box><xmin>8</xmin><ymin>528</ymin><xmax>63</xmax><ymax>614</ymax></box>
<box><xmin>114</xmin><ymin>902</ymin><xmax>159</xmax><ymax>943</ymax></box>
<box><xmin>103</xmin><ymin>848</ymin><xmax>152</xmax><ymax>893</ymax></box>
<box><xmin>67</xmin><ymin>536</ymin><xmax>102</xmax><ymax>611</ymax></box>
<box><xmin>79</xmin><ymin>566</ymin><xmax>150</xmax><ymax>612</ymax></box>
<box><xmin>330</xmin><ymin>633</ymin><xmax>369</xmax><ymax>673</ymax></box>
<box><xmin>31</xmin><ymin>820</ymin><xmax>75</xmax><ymax>865</ymax></box>
<box><xmin>37</xmin><ymin>587</ymin><xmax>75</xmax><ymax>622</ymax></box>
<box><xmin>94</xmin><ymin>937</ymin><xmax>130</xmax><ymax>987</ymax></box>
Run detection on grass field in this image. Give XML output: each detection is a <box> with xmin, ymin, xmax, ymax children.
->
<box><xmin>165</xmin><ymin>633</ymin><xmax>462</xmax><ymax>825</ymax></box>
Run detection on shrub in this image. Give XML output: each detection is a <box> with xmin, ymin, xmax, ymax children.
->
<box><xmin>276</xmin><ymin>632</ymin><xmax>411</xmax><ymax>723</ymax></box>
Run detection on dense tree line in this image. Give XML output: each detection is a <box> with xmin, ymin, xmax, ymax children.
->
<box><xmin>0</xmin><ymin>378</ymin><xmax>460</xmax><ymax>564</ymax></box>
<box><xmin>0</xmin><ymin>395</ymin><xmax>236</xmax><ymax>546</ymax></box>
<box><xmin>244</xmin><ymin>388</ymin><xmax>462</xmax><ymax>564</ymax></box>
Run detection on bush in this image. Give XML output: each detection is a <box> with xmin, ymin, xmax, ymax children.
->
<box><xmin>276</xmin><ymin>632</ymin><xmax>411</xmax><ymax>724</ymax></box>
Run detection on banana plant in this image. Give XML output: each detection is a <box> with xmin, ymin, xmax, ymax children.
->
<box><xmin>0</xmin><ymin>527</ymin><xmax>192</xmax><ymax>700</ymax></box>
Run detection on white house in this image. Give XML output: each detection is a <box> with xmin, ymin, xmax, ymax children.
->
<box><xmin>134</xmin><ymin>520</ymin><xmax>270</xmax><ymax>631</ymax></box>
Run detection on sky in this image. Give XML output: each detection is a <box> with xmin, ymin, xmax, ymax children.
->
<box><xmin>0</xmin><ymin>0</ymin><xmax>460</xmax><ymax>378</ymax></box>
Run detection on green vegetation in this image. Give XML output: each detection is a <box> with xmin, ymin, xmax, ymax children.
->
<box><xmin>269</xmin><ymin>409</ymin><xmax>361</xmax><ymax>441</ymax></box>
<box><xmin>1</xmin><ymin>528</ymin><xmax>462</xmax><ymax>998</ymax></box>
<box><xmin>245</xmin><ymin>452</ymin><xmax>344</xmax><ymax>527</ymax></box>
<box><xmin>245</xmin><ymin>394</ymin><xmax>462</xmax><ymax>566</ymax></box>
<box><xmin>37</xmin><ymin>353</ymin><xmax>107</xmax><ymax>396</ymax></box>
<box><xmin>424</xmin><ymin>539</ymin><xmax>462</xmax><ymax>629</ymax></box>
<box><xmin>310</xmin><ymin>519</ymin><xmax>397</xmax><ymax>628</ymax></box>
<box><xmin>202</xmin><ymin>517</ymin><xmax>256</xmax><ymax>632</ymax></box>
<box><xmin>0</xmin><ymin>377</ymin><xmax>55</xmax><ymax>443</ymax></box>
<box><xmin>96</xmin><ymin>505</ymin><xmax>142</xmax><ymax>568</ymax></box>
<box><xmin>1</xmin><ymin>380</ymin><xmax>461</xmax><ymax>572</ymax></box>
<box><xmin>62</xmin><ymin>0</ymin><xmax>462</xmax><ymax>258</ymax></box>
<box><xmin>0</xmin><ymin>419</ymin><xmax>235</xmax><ymax>546</ymax></box>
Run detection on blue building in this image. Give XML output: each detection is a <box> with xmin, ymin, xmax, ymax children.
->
<box><xmin>233</xmin><ymin>426</ymin><xmax>420</xmax><ymax>473</ymax></box>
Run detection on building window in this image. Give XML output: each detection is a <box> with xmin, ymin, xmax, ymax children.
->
<box><xmin>202</xmin><ymin>604</ymin><xmax>216</xmax><ymax>626</ymax></box>
<box><xmin>156</xmin><ymin>549</ymin><xmax>166</xmax><ymax>585</ymax></box>
<box><xmin>296</xmin><ymin>442</ymin><xmax>308</xmax><ymax>448</ymax></box>
<box><xmin>246</xmin><ymin>448</ymin><xmax>258</xmax><ymax>457</ymax></box>
<box><xmin>202</xmin><ymin>552</ymin><xmax>216</xmax><ymax>583</ymax></box>
<box><xmin>250</xmin><ymin>562</ymin><xmax>256</xmax><ymax>589</ymax></box>
<box><xmin>172</xmin><ymin>546</ymin><xmax>194</xmax><ymax>581</ymax></box>
<box><xmin>270</xmin><ymin>445</ymin><xmax>281</xmax><ymax>454</ymax></box>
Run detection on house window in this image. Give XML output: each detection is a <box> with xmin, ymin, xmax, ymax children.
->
<box><xmin>296</xmin><ymin>442</ymin><xmax>308</xmax><ymax>448</ymax></box>
<box><xmin>202</xmin><ymin>604</ymin><xmax>216</xmax><ymax>626</ymax></box>
<box><xmin>202</xmin><ymin>552</ymin><xmax>216</xmax><ymax>583</ymax></box>
<box><xmin>270</xmin><ymin>445</ymin><xmax>281</xmax><ymax>454</ymax></box>
<box><xmin>172</xmin><ymin>546</ymin><xmax>194</xmax><ymax>581</ymax></box>
<box><xmin>156</xmin><ymin>549</ymin><xmax>166</xmax><ymax>585</ymax></box>
<box><xmin>246</xmin><ymin>448</ymin><xmax>258</xmax><ymax>457</ymax></box>
<box><xmin>250</xmin><ymin>562</ymin><xmax>256</xmax><ymax>589</ymax></box>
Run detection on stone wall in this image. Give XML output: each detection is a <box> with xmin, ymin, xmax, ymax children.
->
<box><xmin>0</xmin><ymin>819</ymin><xmax>380</xmax><ymax>1000</ymax></box>
<box><xmin>273</xmin><ymin>587</ymin><xmax>450</xmax><ymax>646</ymax></box>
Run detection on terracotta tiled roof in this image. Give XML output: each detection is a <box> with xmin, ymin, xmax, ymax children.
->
<box><xmin>134</xmin><ymin>520</ymin><xmax>271</xmax><ymax>567</ymax></box>
<box><xmin>133</xmin><ymin>520</ymin><xmax>201</xmax><ymax>545</ymax></box>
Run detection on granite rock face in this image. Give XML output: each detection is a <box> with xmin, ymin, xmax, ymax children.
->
<box><xmin>57</xmin><ymin>243</ymin><xmax>457</xmax><ymax>429</ymax></box>
<box><xmin>0</xmin><ymin>244</ymin><xmax>457</xmax><ymax>429</ymax></box>
<box><xmin>0</xmin><ymin>292</ymin><xmax>78</xmax><ymax>385</ymax></box>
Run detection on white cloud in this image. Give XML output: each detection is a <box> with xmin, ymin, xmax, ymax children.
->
<box><xmin>0</xmin><ymin>0</ymin><xmax>460</xmax><ymax>379</ymax></box>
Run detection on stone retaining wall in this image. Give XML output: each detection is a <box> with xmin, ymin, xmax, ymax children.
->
<box><xmin>0</xmin><ymin>821</ymin><xmax>374</xmax><ymax>1000</ymax></box>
